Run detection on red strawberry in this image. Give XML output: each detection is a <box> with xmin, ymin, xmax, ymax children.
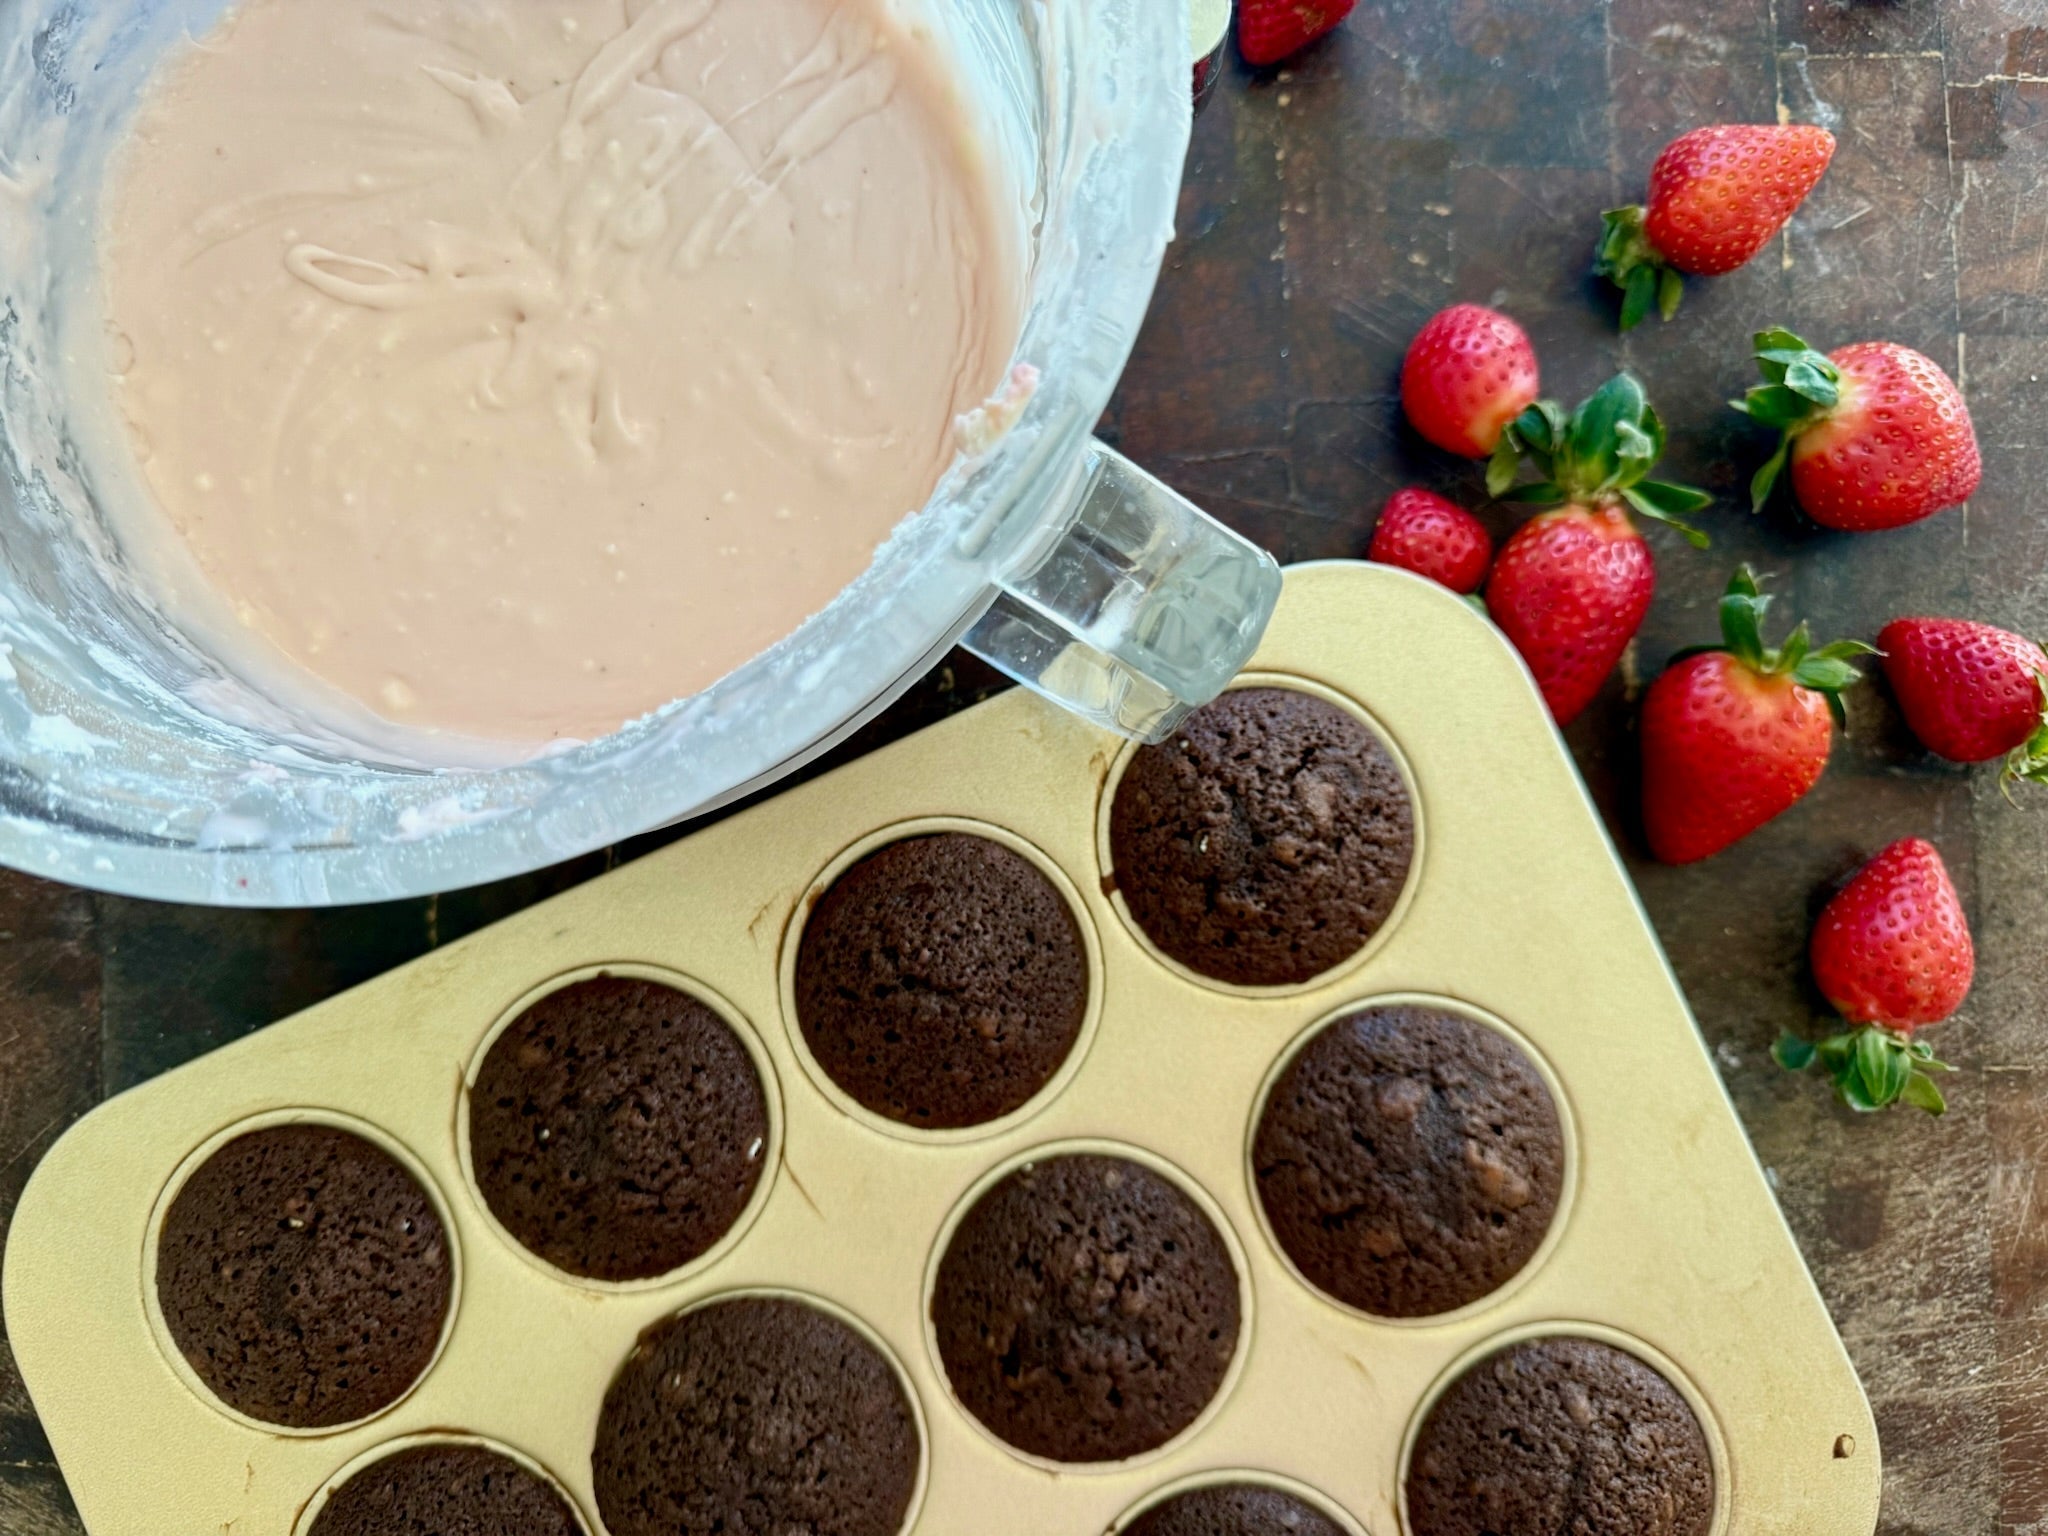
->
<box><xmin>1813</xmin><ymin>839</ymin><xmax>1976</xmax><ymax>1028</ymax></box>
<box><xmin>1880</xmin><ymin>617</ymin><xmax>2048</xmax><ymax>783</ymax></box>
<box><xmin>1597</xmin><ymin>125</ymin><xmax>1836</xmax><ymax>329</ymax></box>
<box><xmin>1401</xmin><ymin>304</ymin><xmax>1541</xmax><ymax>459</ymax></box>
<box><xmin>1368</xmin><ymin>489</ymin><xmax>1493</xmax><ymax>594</ymax></box>
<box><xmin>1237</xmin><ymin>0</ymin><xmax>1355</xmax><ymax>66</ymax></box>
<box><xmin>1485</xmin><ymin>374</ymin><xmax>1711</xmax><ymax>724</ymax></box>
<box><xmin>1777</xmin><ymin>839</ymin><xmax>1972</xmax><ymax>1115</ymax></box>
<box><xmin>1640</xmin><ymin>568</ymin><xmax>1874</xmax><ymax>864</ymax></box>
<box><xmin>1738</xmin><ymin>329</ymin><xmax>1982</xmax><ymax>530</ymax></box>
<box><xmin>1490</xmin><ymin>505</ymin><xmax>1654</xmax><ymax>726</ymax></box>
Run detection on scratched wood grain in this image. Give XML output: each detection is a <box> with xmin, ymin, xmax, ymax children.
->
<box><xmin>3</xmin><ymin>3</ymin><xmax>2046</xmax><ymax>1530</ymax></box>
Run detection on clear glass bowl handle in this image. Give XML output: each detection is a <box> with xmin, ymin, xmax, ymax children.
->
<box><xmin>963</xmin><ymin>441</ymin><xmax>1283</xmax><ymax>742</ymax></box>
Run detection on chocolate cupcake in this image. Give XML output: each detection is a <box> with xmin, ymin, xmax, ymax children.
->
<box><xmin>930</xmin><ymin>1153</ymin><xmax>1240</xmax><ymax>1464</ymax></box>
<box><xmin>1125</xmin><ymin>1484</ymin><xmax>1347</xmax><ymax>1536</ymax></box>
<box><xmin>468</xmin><ymin>975</ymin><xmax>768</xmax><ymax>1283</ymax></box>
<box><xmin>1108</xmin><ymin>687</ymin><xmax>1415</xmax><ymax>987</ymax></box>
<box><xmin>794</xmin><ymin>834</ymin><xmax>1088</xmax><ymax>1130</ymax></box>
<box><xmin>592</xmin><ymin>1296</ymin><xmax>920</xmax><ymax>1536</ymax></box>
<box><xmin>154</xmin><ymin>1123</ymin><xmax>451</xmax><ymax>1429</ymax></box>
<box><xmin>308</xmin><ymin>1444</ymin><xmax>581</xmax><ymax>1536</ymax></box>
<box><xmin>1253</xmin><ymin>1004</ymin><xmax>1564</xmax><ymax>1318</ymax></box>
<box><xmin>1406</xmin><ymin>1337</ymin><xmax>1715</xmax><ymax>1536</ymax></box>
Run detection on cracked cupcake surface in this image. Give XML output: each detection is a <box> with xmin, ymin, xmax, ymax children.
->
<box><xmin>154</xmin><ymin>1124</ymin><xmax>451</xmax><ymax>1429</ymax></box>
<box><xmin>930</xmin><ymin>1154</ymin><xmax>1241</xmax><ymax>1463</ymax></box>
<box><xmin>794</xmin><ymin>833</ymin><xmax>1089</xmax><ymax>1130</ymax></box>
<box><xmin>1254</xmin><ymin>1004</ymin><xmax>1564</xmax><ymax>1318</ymax></box>
<box><xmin>1124</xmin><ymin>1483</ymin><xmax>1348</xmax><ymax>1536</ymax></box>
<box><xmin>468</xmin><ymin>975</ymin><xmax>768</xmax><ymax>1283</ymax></box>
<box><xmin>592</xmin><ymin>1296</ymin><xmax>919</xmax><ymax>1536</ymax></box>
<box><xmin>308</xmin><ymin>1444</ymin><xmax>581</xmax><ymax>1536</ymax></box>
<box><xmin>1406</xmin><ymin>1336</ymin><xmax>1715</xmax><ymax>1536</ymax></box>
<box><xmin>1109</xmin><ymin>688</ymin><xmax>1415</xmax><ymax>987</ymax></box>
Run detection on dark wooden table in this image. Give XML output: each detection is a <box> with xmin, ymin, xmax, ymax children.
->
<box><xmin>3</xmin><ymin>3</ymin><xmax>2045</xmax><ymax>1530</ymax></box>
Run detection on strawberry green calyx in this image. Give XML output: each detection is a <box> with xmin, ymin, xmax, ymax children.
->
<box><xmin>1732</xmin><ymin>326</ymin><xmax>1843</xmax><ymax>511</ymax></box>
<box><xmin>1774</xmin><ymin>1026</ymin><xmax>1954</xmax><ymax>1115</ymax></box>
<box><xmin>2008</xmin><ymin>674</ymin><xmax>2048</xmax><ymax>792</ymax></box>
<box><xmin>1487</xmin><ymin>372</ymin><xmax>1714</xmax><ymax>547</ymax></box>
<box><xmin>1673</xmin><ymin>567</ymin><xmax>1878</xmax><ymax>725</ymax></box>
<box><xmin>1595</xmin><ymin>206</ymin><xmax>1688</xmax><ymax>331</ymax></box>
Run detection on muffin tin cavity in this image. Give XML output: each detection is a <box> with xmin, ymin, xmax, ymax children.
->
<box><xmin>1118</xmin><ymin>1477</ymin><xmax>1357</xmax><ymax>1536</ymax></box>
<box><xmin>927</xmin><ymin>1146</ymin><xmax>1248</xmax><ymax>1468</ymax></box>
<box><xmin>461</xmin><ymin>965</ymin><xmax>779</xmax><ymax>1288</ymax></box>
<box><xmin>1251</xmin><ymin>1000</ymin><xmax>1568</xmax><ymax>1320</ymax></box>
<box><xmin>781</xmin><ymin>817</ymin><xmax>1105</xmax><ymax>1144</ymax></box>
<box><xmin>462</xmin><ymin>966</ymin><xmax>782</xmax><ymax>1294</ymax></box>
<box><xmin>592</xmin><ymin>1292</ymin><xmax>926</xmax><ymax>1536</ymax></box>
<box><xmin>1402</xmin><ymin>1332</ymin><xmax>1719</xmax><ymax>1536</ymax></box>
<box><xmin>1103</xmin><ymin>679</ymin><xmax>1419</xmax><ymax>993</ymax></box>
<box><xmin>301</xmin><ymin>1437</ymin><xmax>586</xmax><ymax>1536</ymax></box>
<box><xmin>793</xmin><ymin>829</ymin><xmax>1089</xmax><ymax>1131</ymax></box>
<box><xmin>148</xmin><ymin>1112</ymin><xmax>457</xmax><ymax>1433</ymax></box>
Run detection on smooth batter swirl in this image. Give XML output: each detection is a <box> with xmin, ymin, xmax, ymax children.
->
<box><xmin>102</xmin><ymin>0</ymin><xmax>1020</xmax><ymax>747</ymax></box>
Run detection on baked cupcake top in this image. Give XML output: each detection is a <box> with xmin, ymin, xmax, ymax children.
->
<box><xmin>469</xmin><ymin>975</ymin><xmax>768</xmax><ymax>1282</ymax></box>
<box><xmin>1124</xmin><ymin>1483</ymin><xmax>1347</xmax><ymax>1536</ymax></box>
<box><xmin>1109</xmin><ymin>688</ymin><xmax>1414</xmax><ymax>987</ymax></box>
<box><xmin>155</xmin><ymin>1123</ymin><xmax>451</xmax><ymax>1429</ymax></box>
<box><xmin>308</xmin><ymin>1444</ymin><xmax>581</xmax><ymax>1536</ymax></box>
<box><xmin>795</xmin><ymin>833</ymin><xmax>1088</xmax><ymax>1129</ymax></box>
<box><xmin>1253</xmin><ymin>1004</ymin><xmax>1564</xmax><ymax>1317</ymax></box>
<box><xmin>1406</xmin><ymin>1336</ymin><xmax>1715</xmax><ymax>1536</ymax></box>
<box><xmin>930</xmin><ymin>1153</ymin><xmax>1241</xmax><ymax>1464</ymax></box>
<box><xmin>592</xmin><ymin>1296</ymin><xmax>920</xmax><ymax>1536</ymax></box>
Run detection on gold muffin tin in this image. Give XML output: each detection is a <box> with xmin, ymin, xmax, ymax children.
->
<box><xmin>3</xmin><ymin>562</ymin><xmax>1879</xmax><ymax>1535</ymax></box>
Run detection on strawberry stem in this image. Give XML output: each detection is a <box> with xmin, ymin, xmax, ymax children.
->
<box><xmin>1594</xmin><ymin>206</ymin><xmax>1680</xmax><ymax>331</ymax></box>
<box><xmin>1658</xmin><ymin>268</ymin><xmax>1685</xmax><ymax>322</ymax></box>
<box><xmin>1494</xmin><ymin>373</ymin><xmax>1713</xmax><ymax>544</ymax></box>
<box><xmin>1774</xmin><ymin>1025</ymin><xmax>1953</xmax><ymax>1116</ymax></box>
<box><xmin>1684</xmin><ymin>566</ymin><xmax>1877</xmax><ymax>724</ymax></box>
<box><xmin>2004</xmin><ymin>673</ymin><xmax>2048</xmax><ymax>792</ymax></box>
<box><xmin>1733</xmin><ymin>327</ymin><xmax>1843</xmax><ymax>511</ymax></box>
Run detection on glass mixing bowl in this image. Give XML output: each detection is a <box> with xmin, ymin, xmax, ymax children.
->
<box><xmin>0</xmin><ymin>0</ymin><xmax>1278</xmax><ymax>905</ymax></box>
